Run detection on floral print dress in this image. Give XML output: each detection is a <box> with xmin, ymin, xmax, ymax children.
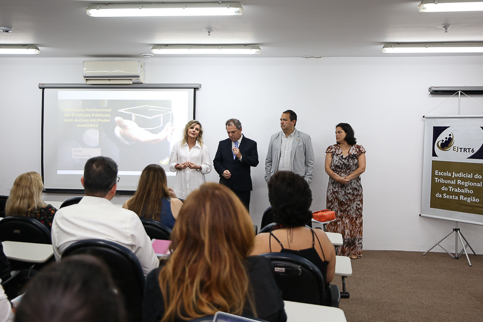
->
<box><xmin>28</xmin><ymin>204</ymin><xmax>57</xmax><ymax>230</ymax></box>
<box><xmin>325</xmin><ymin>144</ymin><xmax>365</xmax><ymax>258</ymax></box>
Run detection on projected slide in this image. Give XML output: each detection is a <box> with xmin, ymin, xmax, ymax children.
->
<box><xmin>42</xmin><ymin>87</ymin><xmax>196</xmax><ymax>192</ymax></box>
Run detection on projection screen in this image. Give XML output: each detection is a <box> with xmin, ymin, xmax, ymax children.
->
<box><xmin>40</xmin><ymin>84</ymin><xmax>199</xmax><ymax>193</ymax></box>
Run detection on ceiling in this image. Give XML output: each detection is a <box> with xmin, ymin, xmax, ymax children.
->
<box><xmin>1</xmin><ymin>0</ymin><xmax>483</xmax><ymax>58</ymax></box>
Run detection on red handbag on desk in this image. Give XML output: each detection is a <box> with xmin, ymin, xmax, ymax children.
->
<box><xmin>313</xmin><ymin>209</ymin><xmax>336</xmax><ymax>222</ymax></box>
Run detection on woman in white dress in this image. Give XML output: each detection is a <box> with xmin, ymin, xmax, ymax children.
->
<box><xmin>169</xmin><ymin>120</ymin><xmax>212</xmax><ymax>199</ymax></box>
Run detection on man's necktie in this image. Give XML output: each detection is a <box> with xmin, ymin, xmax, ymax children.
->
<box><xmin>233</xmin><ymin>141</ymin><xmax>238</xmax><ymax>160</ymax></box>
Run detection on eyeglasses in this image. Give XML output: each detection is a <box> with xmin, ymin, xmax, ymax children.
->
<box><xmin>109</xmin><ymin>177</ymin><xmax>120</xmax><ymax>190</ymax></box>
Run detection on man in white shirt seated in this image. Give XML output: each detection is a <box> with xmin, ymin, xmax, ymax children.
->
<box><xmin>51</xmin><ymin>156</ymin><xmax>159</xmax><ymax>276</ymax></box>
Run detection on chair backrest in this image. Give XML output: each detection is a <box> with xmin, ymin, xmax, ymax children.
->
<box><xmin>0</xmin><ymin>216</ymin><xmax>51</xmax><ymax>244</ymax></box>
<box><xmin>0</xmin><ymin>195</ymin><xmax>8</xmax><ymax>217</ymax></box>
<box><xmin>62</xmin><ymin>239</ymin><xmax>145</xmax><ymax>322</ymax></box>
<box><xmin>260</xmin><ymin>206</ymin><xmax>274</xmax><ymax>230</ymax></box>
<box><xmin>141</xmin><ymin>219</ymin><xmax>172</xmax><ymax>240</ymax></box>
<box><xmin>59</xmin><ymin>196</ymin><xmax>83</xmax><ymax>209</ymax></box>
<box><xmin>259</xmin><ymin>223</ymin><xmax>312</xmax><ymax>234</ymax></box>
<box><xmin>260</xmin><ymin>252</ymin><xmax>327</xmax><ymax>306</ymax></box>
<box><xmin>259</xmin><ymin>222</ymin><xmax>277</xmax><ymax>234</ymax></box>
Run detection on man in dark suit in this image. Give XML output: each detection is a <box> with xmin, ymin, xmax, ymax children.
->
<box><xmin>214</xmin><ymin>119</ymin><xmax>259</xmax><ymax>210</ymax></box>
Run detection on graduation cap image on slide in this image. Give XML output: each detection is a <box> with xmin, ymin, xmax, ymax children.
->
<box><xmin>119</xmin><ymin>105</ymin><xmax>172</xmax><ymax>130</ymax></box>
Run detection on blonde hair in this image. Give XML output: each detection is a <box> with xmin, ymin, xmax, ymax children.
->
<box><xmin>181</xmin><ymin>120</ymin><xmax>203</xmax><ymax>146</ymax></box>
<box><xmin>5</xmin><ymin>172</ymin><xmax>47</xmax><ymax>217</ymax></box>
<box><xmin>158</xmin><ymin>183</ymin><xmax>256</xmax><ymax>321</ymax></box>
<box><xmin>125</xmin><ymin>164</ymin><xmax>170</xmax><ymax>220</ymax></box>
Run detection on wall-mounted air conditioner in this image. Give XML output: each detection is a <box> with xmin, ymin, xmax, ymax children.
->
<box><xmin>83</xmin><ymin>60</ymin><xmax>145</xmax><ymax>84</ymax></box>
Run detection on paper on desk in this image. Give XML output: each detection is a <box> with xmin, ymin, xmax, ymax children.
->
<box><xmin>152</xmin><ymin>239</ymin><xmax>171</xmax><ymax>256</ymax></box>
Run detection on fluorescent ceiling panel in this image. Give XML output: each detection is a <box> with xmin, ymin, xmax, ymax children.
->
<box><xmin>419</xmin><ymin>0</ymin><xmax>483</xmax><ymax>12</ymax></box>
<box><xmin>152</xmin><ymin>45</ymin><xmax>261</xmax><ymax>55</ymax></box>
<box><xmin>382</xmin><ymin>43</ymin><xmax>483</xmax><ymax>53</ymax></box>
<box><xmin>86</xmin><ymin>2</ymin><xmax>243</xmax><ymax>17</ymax></box>
<box><xmin>0</xmin><ymin>45</ymin><xmax>40</xmax><ymax>55</ymax></box>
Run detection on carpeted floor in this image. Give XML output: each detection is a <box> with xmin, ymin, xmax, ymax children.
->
<box><xmin>332</xmin><ymin>251</ymin><xmax>483</xmax><ymax>322</ymax></box>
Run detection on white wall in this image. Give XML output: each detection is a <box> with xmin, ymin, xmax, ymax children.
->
<box><xmin>1</xmin><ymin>56</ymin><xmax>483</xmax><ymax>254</ymax></box>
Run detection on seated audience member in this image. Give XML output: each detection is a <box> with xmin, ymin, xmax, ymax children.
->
<box><xmin>123</xmin><ymin>164</ymin><xmax>182</xmax><ymax>230</ymax></box>
<box><xmin>142</xmin><ymin>183</ymin><xmax>286</xmax><ymax>322</ymax></box>
<box><xmin>0</xmin><ymin>242</ymin><xmax>13</xmax><ymax>322</ymax></box>
<box><xmin>0</xmin><ymin>243</ymin><xmax>11</xmax><ymax>283</ymax></box>
<box><xmin>5</xmin><ymin>172</ymin><xmax>57</xmax><ymax>230</ymax></box>
<box><xmin>51</xmin><ymin>156</ymin><xmax>159</xmax><ymax>276</ymax></box>
<box><xmin>251</xmin><ymin>171</ymin><xmax>336</xmax><ymax>299</ymax></box>
<box><xmin>0</xmin><ymin>284</ymin><xmax>13</xmax><ymax>322</ymax></box>
<box><xmin>14</xmin><ymin>255</ymin><xmax>126</xmax><ymax>322</ymax></box>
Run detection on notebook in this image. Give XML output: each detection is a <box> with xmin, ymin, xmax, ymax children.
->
<box><xmin>152</xmin><ymin>239</ymin><xmax>171</xmax><ymax>257</ymax></box>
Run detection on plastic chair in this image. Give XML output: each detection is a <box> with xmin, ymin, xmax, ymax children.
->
<box><xmin>260</xmin><ymin>206</ymin><xmax>274</xmax><ymax>230</ymax></box>
<box><xmin>260</xmin><ymin>252</ymin><xmax>340</xmax><ymax>307</ymax></box>
<box><xmin>141</xmin><ymin>219</ymin><xmax>172</xmax><ymax>240</ymax></box>
<box><xmin>59</xmin><ymin>196</ymin><xmax>83</xmax><ymax>208</ymax></box>
<box><xmin>0</xmin><ymin>216</ymin><xmax>51</xmax><ymax>244</ymax></box>
<box><xmin>0</xmin><ymin>195</ymin><xmax>8</xmax><ymax>217</ymax></box>
<box><xmin>259</xmin><ymin>222</ymin><xmax>277</xmax><ymax>234</ymax></box>
<box><xmin>0</xmin><ymin>216</ymin><xmax>52</xmax><ymax>274</ymax></box>
<box><xmin>62</xmin><ymin>239</ymin><xmax>145</xmax><ymax>322</ymax></box>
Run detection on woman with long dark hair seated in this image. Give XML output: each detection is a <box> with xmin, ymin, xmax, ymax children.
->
<box><xmin>251</xmin><ymin>171</ymin><xmax>336</xmax><ymax>296</ymax></box>
<box><xmin>123</xmin><ymin>164</ymin><xmax>182</xmax><ymax>230</ymax></box>
<box><xmin>5</xmin><ymin>172</ymin><xmax>57</xmax><ymax>231</ymax></box>
<box><xmin>142</xmin><ymin>183</ymin><xmax>286</xmax><ymax>322</ymax></box>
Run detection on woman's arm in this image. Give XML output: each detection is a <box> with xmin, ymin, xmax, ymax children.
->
<box><xmin>314</xmin><ymin>230</ymin><xmax>336</xmax><ymax>283</ymax></box>
<box><xmin>170</xmin><ymin>198</ymin><xmax>183</xmax><ymax>219</ymax></box>
<box><xmin>199</xmin><ymin>145</ymin><xmax>212</xmax><ymax>174</ymax></box>
<box><xmin>325</xmin><ymin>153</ymin><xmax>347</xmax><ymax>185</ymax></box>
<box><xmin>326</xmin><ymin>250</ymin><xmax>336</xmax><ymax>284</ymax></box>
<box><xmin>169</xmin><ymin>144</ymin><xmax>188</xmax><ymax>171</ymax></box>
<box><xmin>168</xmin><ymin>188</ymin><xmax>177</xmax><ymax>199</ymax></box>
<box><xmin>345</xmin><ymin>153</ymin><xmax>366</xmax><ymax>181</ymax></box>
<box><xmin>168</xmin><ymin>143</ymin><xmax>180</xmax><ymax>172</ymax></box>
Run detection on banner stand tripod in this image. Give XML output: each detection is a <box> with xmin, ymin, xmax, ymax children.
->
<box><xmin>423</xmin><ymin>222</ymin><xmax>477</xmax><ymax>267</ymax></box>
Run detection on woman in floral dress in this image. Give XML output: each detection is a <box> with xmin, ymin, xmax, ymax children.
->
<box><xmin>5</xmin><ymin>171</ymin><xmax>57</xmax><ymax>230</ymax></box>
<box><xmin>325</xmin><ymin>123</ymin><xmax>366</xmax><ymax>259</ymax></box>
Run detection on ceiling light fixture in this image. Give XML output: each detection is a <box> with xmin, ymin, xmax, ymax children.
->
<box><xmin>0</xmin><ymin>45</ymin><xmax>40</xmax><ymax>55</ymax></box>
<box><xmin>86</xmin><ymin>2</ymin><xmax>243</xmax><ymax>17</ymax></box>
<box><xmin>418</xmin><ymin>0</ymin><xmax>483</xmax><ymax>12</ymax></box>
<box><xmin>382</xmin><ymin>42</ymin><xmax>483</xmax><ymax>53</ymax></box>
<box><xmin>151</xmin><ymin>45</ymin><xmax>261</xmax><ymax>55</ymax></box>
<box><xmin>0</xmin><ymin>27</ymin><xmax>13</xmax><ymax>33</ymax></box>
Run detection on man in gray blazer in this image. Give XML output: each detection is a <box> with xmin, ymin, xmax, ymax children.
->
<box><xmin>265</xmin><ymin>110</ymin><xmax>315</xmax><ymax>183</ymax></box>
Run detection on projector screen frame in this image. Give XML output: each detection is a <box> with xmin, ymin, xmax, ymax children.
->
<box><xmin>40</xmin><ymin>83</ymin><xmax>201</xmax><ymax>194</ymax></box>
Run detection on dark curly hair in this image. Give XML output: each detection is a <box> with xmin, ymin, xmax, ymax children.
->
<box><xmin>336</xmin><ymin>123</ymin><xmax>357</xmax><ymax>146</ymax></box>
<box><xmin>268</xmin><ymin>171</ymin><xmax>312</xmax><ymax>227</ymax></box>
